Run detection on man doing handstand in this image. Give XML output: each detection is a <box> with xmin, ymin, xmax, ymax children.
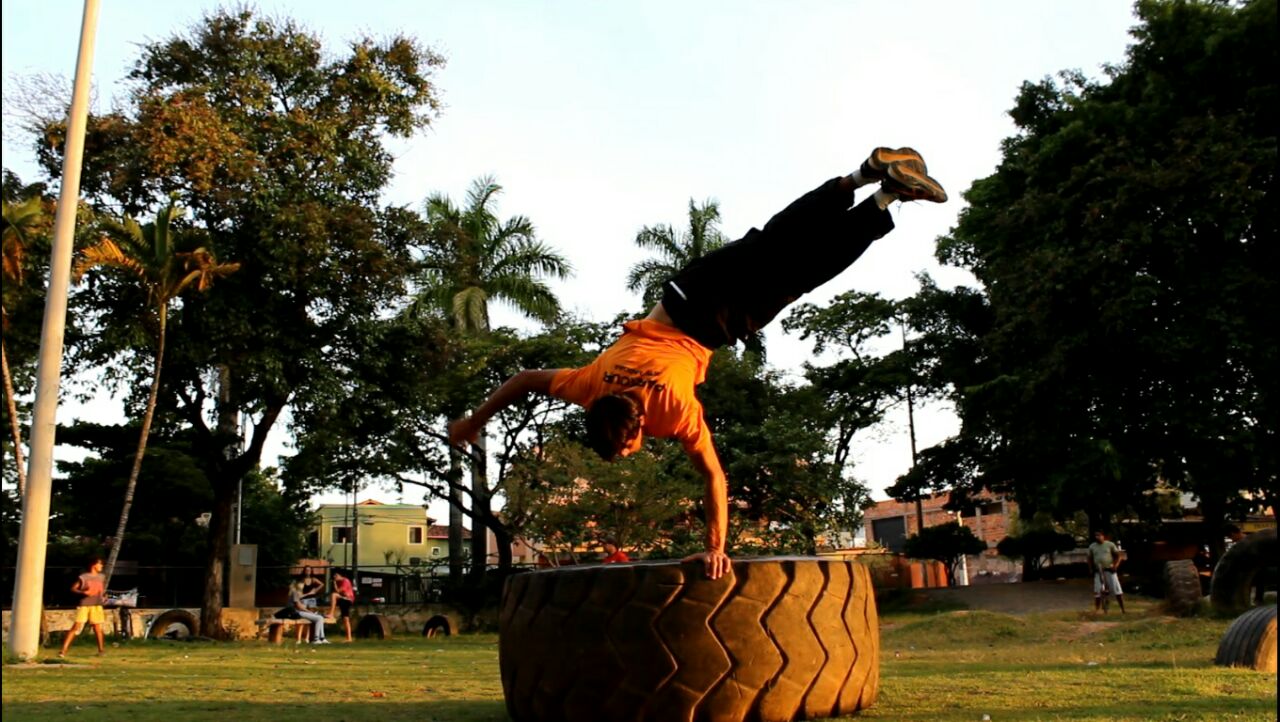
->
<box><xmin>449</xmin><ymin>147</ymin><xmax>947</xmax><ymax>580</ymax></box>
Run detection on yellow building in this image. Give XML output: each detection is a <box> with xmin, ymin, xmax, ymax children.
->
<box><xmin>314</xmin><ymin>499</ymin><xmax>466</xmax><ymax>569</ymax></box>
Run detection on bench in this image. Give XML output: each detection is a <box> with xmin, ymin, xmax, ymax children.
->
<box><xmin>255</xmin><ymin>617</ymin><xmax>315</xmax><ymax>644</ymax></box>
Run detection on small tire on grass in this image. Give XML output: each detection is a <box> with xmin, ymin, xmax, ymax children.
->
<box><xmin>355</xmin><ymin>613</ymin><xmax>392</xmax><ymax>640</ymax></box>
<box><xmin>422</xmin><ymin>615</ymin><xmax>452</xmax><ymax>637</ymax></box>
<box><xmin>499</xmin><ymin>557</ymin><xmax>879</xmax><ymax>722</ymax></box>
<box><xmin>146</xmin><ymin>609</ymin><xmax>199</xmax><ymax>640</ymax></box>
<box><xmin>1214</xmin><ymin>604</ymin><xmax>1277</xmax><ymax>673</ymax></box>
<box><xmin>1210</xmin><ymin>527</ymin><xmax>1277</xmax><ymax>614</ymax></box>
<box><xmin>1163</xmin><ymin>559</ymin><xmax>1202</xmax><ymax>616</ymax></box>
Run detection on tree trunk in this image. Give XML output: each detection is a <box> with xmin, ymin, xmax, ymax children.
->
<box><xmin>494</xmin><ymin>524</ymin><xmax>513</xmax><ymax>571</ymax></box>
<box><xmin>104</xmin><ymin>310</ymin><xmax>166</xmax><ymax>587</ymax></box>
<box><xmin>469</xmin><ymin>432</ymin><xmax>490</xmax><ymax>581</ymax></box>
<box><xmin>200</xmin><ymin>478</ymin><xmax>236</xmax><ymax>639</ymax></box>
<box><xmin>448</xmin><ymin>446</ymin><xmax>464</xmax><ymax>584</ymax></box>
<box><xmin>1</xmin><ymin>337</ymin><xmax>26</xmax><ymax>499</ymax></box>
<box><xmin>199</xmin><ymin>367</ymin><xmax>260</xmax><ymax>641</ymax></box>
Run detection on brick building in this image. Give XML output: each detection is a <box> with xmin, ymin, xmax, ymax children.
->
<box><xmin>862</xmin><ymin>491</ymin><xmax>1017</xmax><ymax>555</ymax></box>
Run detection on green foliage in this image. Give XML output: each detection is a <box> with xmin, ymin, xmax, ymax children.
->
<box><xmin>49</xmin><ymin>422</ymin><xmax>312</xmax><ymax>573</ymax></box>
<box><xmin>626</xmin><ymin>198</ymin><xmax>727</xmax><ymax>307</ymax></box>
<box><xmin>996</xmin><ymin>527</ymin><xmax>1077</xmax><ymax>576</ymax></box>
<box><xmin>698</xmin><ymin>348</ymin><xmax>871</xmax><ymax>554</ymax></box>
<box><xmin>24</xmin><ymin>7</ymin><xmax>447</xmax><ymax>630</ymax></box>
<box><xmin>915</xmin><ymin>0</ymin><xmax>1278</xmax><ymax>529</ymax></box>
<box><xmin>903</xmin><ymin>523</ymin><xmax>987</xmax><ymax>586</ymax></box>
<box><xmin>506</xmin><ymin>437</ymin><xmax>701</xmax><ymax>559</ymax></box>
<box><xmin>412</xmin><ymin>175</ymin><xmax>572</xmax><ymax>334</ymax></box>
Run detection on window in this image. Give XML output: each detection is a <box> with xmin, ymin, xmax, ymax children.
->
<box><xmin>408</xmin><ymin>526</ymin><xmax>425</xmax><ymax>545</ymax></box>
<box><xmin>431</xmin><ymin>547</ymin><xmax>441</xmax><ymax>557</ymax></box>
<box><xmin>331</xmin><ymin>526</ymin><xmax>352</xmax><ymax>544</ymax></box>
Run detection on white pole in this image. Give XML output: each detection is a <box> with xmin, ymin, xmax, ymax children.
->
<box><xmin>7</xmin><ymin>0</ymin><xmax>101</xmax><ymax>661</ymax></box>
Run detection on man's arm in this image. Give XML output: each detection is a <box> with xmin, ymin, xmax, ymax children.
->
<box><xmin>448</xmin><ymin>369</ymin><xmax>560</xmax><ymax>446</ymax></box>
<box><xmin>682</xmin><ymin>444</ymin><xmax>731</xmax><ymax>580</ymax></box>
<box><xmin>1112</xmin><ymin>544</ymin><xmax>1123</xmax><ymax>571</ymax></box>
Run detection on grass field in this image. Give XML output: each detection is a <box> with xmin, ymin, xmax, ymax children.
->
<box><xmin>3</xmin><ymin>597</ymin><xmax>1275</xmax><ymax>721</ymax></box>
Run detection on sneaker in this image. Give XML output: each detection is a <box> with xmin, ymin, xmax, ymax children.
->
<box><xmin>882</xmin><ymin>162</ymin><xmax>948</xmax><ymax>203</ymax></box>
<box><xmin>860</xmin><ymin>147</ymin><xmax>926</xmax><ymax>180</ymax></box>
<box><xmin>314</xmin><ymin>638</ymin><xmax>331</xmax><ymax>645</ymax></box>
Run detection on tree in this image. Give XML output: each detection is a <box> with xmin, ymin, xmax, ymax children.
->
<box><xmin>411</xmin><ymin>175</ymin><xmax>571</xmax><ymax>582</ymax></box>
<box><xmin>626</xmin><ymin>198</ymin><xmax>727</xmax><ymax>307</ymax></box>
<box><xmin>284</xmin><ymin>315</ymin><xmax>606</xmax><ymax>576</ymax></box>
<box><xmin>1</xmin><ymin>193</ymin><xmax>46</xmax><ymax>498</ymax></box>
<box><xmin>903</xmin><ymin>523</ymin><xmax>986</xmax><ymax>587</ymax></box>
<box><xmin>910</xmin><ymin>0</ymin><xmax>1277</xmax><ymax>538</ymax></box>
<box><xmin>30</xmin><ymin>8</ymin><xmax>446</xmax><ymax>637</ymax></box>
<box><xmin>74</xmin><ymin>200</ymin><xmax>239</xmax><ymax>585</ymax></box>
<box><xmin>995</xmin><ymin>527</ymin><xmax>1077</xmax><ymax>580</ymax></box>
<box><xmin>53</xmin><ymin>421</ymin><xmax>313</xmax><ymax>587</ymax></box>
<box><xmin>507</xmin><ymin>437</ymin><xmax>701</xmax><ymax>562</ymax></box>
<box><xmin>696</xmin><ymin>348</ymin><xmax>871</xmax><ymax>554</ymax></box>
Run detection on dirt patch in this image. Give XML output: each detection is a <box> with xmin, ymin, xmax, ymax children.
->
<box><xmin>1053</xmin><ymin>620</ymin><xmax>1121</xmax><ymax>641</ymax></box>
<box><xmin>910</xmin><ymin>578</ymin><xmax>1095</xmax><ymax>615</ymax></box>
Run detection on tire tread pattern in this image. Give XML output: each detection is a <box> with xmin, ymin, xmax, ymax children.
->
<box><xmin>1214</xmin><ymin>604</ymin><xmax>1277</xmax><ymax>672</ymax></box>
<box><xmin>499</xmin><ymin>558</ymin><xmax>878</xmax><ymax>722</ymax></box>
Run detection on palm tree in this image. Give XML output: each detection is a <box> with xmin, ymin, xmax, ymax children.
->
<box><xmin>626</xmin><ymin>198</ymin><xmax>727</xmax><ymax>307</ymax></box>
<box><xmin>412</xmin><ymin>175</ymin><xmax>571</xmax><ymax>581</ymax></box>
<box><xmin>1</xmin><ymin>195</ymin><xmax>45</xmax><ymax>499</ymax></box>
<box><xmin>74</xmin><ymin>200</ymin><xmax>240</xmax><ymax>585</ymax></box>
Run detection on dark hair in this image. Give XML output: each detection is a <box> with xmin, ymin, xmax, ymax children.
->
<box><xmin>585</xmin><ymin>394</ymin><xmax>644</xmax><ymax>461</ymax></box>
<box><xmin>87</xmin><ymin>557</ymin><xmax>104</xmax><ymax>570</ymax></box>
<box><xmin>602</xmin><ymin>537</ymin><xmax>619</xmax><ymax>548</ymax></box>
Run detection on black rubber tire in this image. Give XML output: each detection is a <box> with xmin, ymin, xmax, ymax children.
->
<box><xmin>1214</xmin><ymin>604</ymin><xmax>1277</xmax><ymax>672</ymax></box>
<box><xmin>355</xmin><ymin>613</ymin><xmax>392</xmax><ymax>639</ymax></box>
<box><xmin>1163</xmin><ymin>559</ymin><xmax>1203</xmax><ymax>616</ymax></box>
<box><xmin>499</xmin><ymin>557</ymin><xmax>879</xmax><ymax>722</ymax></box>
<box><xmin>422</xmin><ymin>615</ymin><xmax>452</xmax><ymax>637</ymax></box>
<box><xmin>146</xmin><ymin>609</ymin><xmax>199</xmax><ymax>640</ymax></box>
<box><xmin>1210</xmin><ymin>528</ymin><xmax>1277</xmax><ymax>614</ymax></box>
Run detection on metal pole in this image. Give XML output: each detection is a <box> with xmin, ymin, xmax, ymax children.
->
<box><xmin>235</xmin><ymin>477</ymin><xmax>243</xmax><ymax>545</ymax></box>
<box><xmin>352</xmin><ymin>487</ymin><xmax>360</xmax><ymax>602</ymax></box>
<box><xmin>7</xmin><ymin>0</ymin><xmax>100</xmax><ymax>661</ymax></box>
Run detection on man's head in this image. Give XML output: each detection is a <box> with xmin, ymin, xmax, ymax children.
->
<box><xmin>1093</xmin><ymin>530</ymin><xmax>1108</xmax><ymax>543</ymax></box>
<box><xmin>87</xmin><ymin>557</ymin><xmax>104</xmax><ymax>573</ymax></box>
<box><xmin>333</xmin><ymin>570</ymin><xmax>347</xmax><ymax>581</ymax></box>
<box><xmin>602</xmin><ymin>538</ymin><xmax>619</xmax><ymax>554</ymax></box>
<box><xmin>585</xmin><ymin>393</ymin><xmax>644</xmax><ymax>461</ymax></box>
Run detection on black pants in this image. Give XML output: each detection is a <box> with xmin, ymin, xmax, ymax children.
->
<box><xmin>661</xmin><ymin>178</ymin><xmax>895</xmax><ymax>349</ymax></box>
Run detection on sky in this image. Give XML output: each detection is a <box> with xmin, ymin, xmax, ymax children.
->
<box><xmin>2</xmin><ymin>1</ymin><xmax>1141</xmax><ymax>523</ymax></box>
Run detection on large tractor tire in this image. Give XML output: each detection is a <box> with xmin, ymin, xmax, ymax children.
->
<box><xmin>499</xmin><ymin>557</ymin><xmax>879</xmax><ymax>722</ymax></box>
<box><xmin>1210</xmin><ymin>527</ymin><xmax>1277</xmax><ymax>614</ymax></box>
<box><xmin>356</xmin><ymin>613</ymin><xmax>393</xmax><ymax>639</ymax></box>
<box><xmin>1163</xmin><ymin>559</ymin><xmax>1203</xmax><ymax>617</ymax></box>
<box><xmin>1214</xmin><ymin>604</ymin><xmax>1277</xmax><ymax>673</ymax></box>
<box><xmin>146</xmin><ymin>609</ymin><xmax>199</xmax><ymax>640</ymax></box>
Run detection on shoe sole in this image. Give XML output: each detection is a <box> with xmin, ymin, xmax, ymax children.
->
<box><xmin>865</xmin><ymin>147</ymin><xmax>926</xmax><ymax>177</ymax></box>
<box><xmin>885</xmin><ymin>163</ymin><xmax>948</xmax><ymax>203</ymax></box>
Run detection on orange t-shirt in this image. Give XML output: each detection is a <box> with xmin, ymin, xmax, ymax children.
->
<box><xmin>549</xmin><ymin>319</ymin><xmax>714</xmax><ymax>457</ymax></box>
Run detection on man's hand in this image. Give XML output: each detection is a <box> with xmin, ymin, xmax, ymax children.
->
<box><xmin>448</xmin><ymin>417</ymin><xmax>479</xmax><ymax>447</ymax></box>
<box><xmin>682</xmin><ymin>550</ymin><xmax>732</xmax><ymax>580</ymax></box>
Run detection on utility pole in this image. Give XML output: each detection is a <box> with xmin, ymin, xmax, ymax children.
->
<box><xmin>7</xmin><ymin>0</ymin><xmax>100</xmax><ymax>662</ymax></box>
<box><xmin>902</xmin><ymin>322</ymin><xmax>924</xmax><ymax>534</ymax></box>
